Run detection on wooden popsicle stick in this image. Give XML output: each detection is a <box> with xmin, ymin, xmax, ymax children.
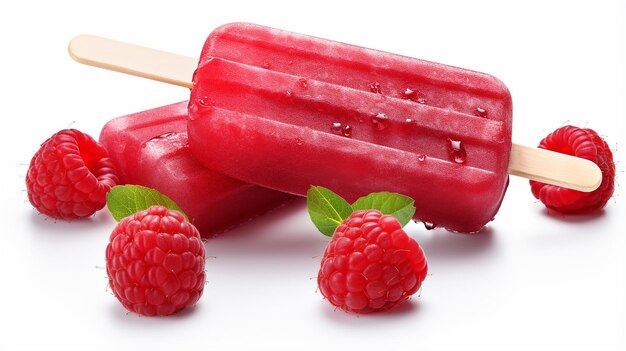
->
<box><xmin>68</xmin><ymin>35</ymin><xmax>196</xmax><ymax>88</ymax></box>
<box><xmin>509</xmin><ymin>144</ymin><xmax>601</xmax><ymax>192</ymax></box>
<box><xmin>68</xmin><ymin>34</ymin><xmax>603</xmax><ymax>192</ymax></box>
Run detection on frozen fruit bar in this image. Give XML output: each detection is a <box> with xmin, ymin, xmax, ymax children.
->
<box><xmin>187</xmin><ymin>23</ymin><xmax>512</xmax><ymax>233</ymax></box>
<box><xmin>99</xmin><ymin>101</ymin><xmax>295</xmax><ymax>237</ymax></box>
<box><xmin>69</xmin><ymin>23</ymin><xmax>601</xmax><ymax>233</ymax></box>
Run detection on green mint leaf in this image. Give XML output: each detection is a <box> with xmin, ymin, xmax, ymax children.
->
<box><xmin>106</xmin><ymin>185</ymin><xmax>188</xmax><ymax>221</ymax></box>
<box><xmin>306</xmin><ymin>186</ymin><xmax>353</xmax><ymax>236</ymax></box>
<box><xmin>351</xmin><ymin>192</ymin><xmax>415</xmax><ymax>227</ymax></box>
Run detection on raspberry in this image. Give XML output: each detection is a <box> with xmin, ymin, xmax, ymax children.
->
<box><xmin>25</xmin><ymin>129</ymin><xmax>118</xmax><ymax>219</ymax></box>
<box><xmin>530</xmin><ymin>126</ymin><xmax>615</xmax><ymax>214</ymax></box>
<box><xmin>318</xmin><ymin>210</ymin><xmax>427</xmax><ymax>313</ymax></box>
<box><xmin>105</xmin><ymin>205</ymin><xmax>206</xmax><ymax>316</ymax></box>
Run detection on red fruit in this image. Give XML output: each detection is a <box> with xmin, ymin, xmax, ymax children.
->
<box><xmin>25</xmin><ymin>129</ymin><xmax>118</xmax><ymax>219</ymax></box>
<box><xmin>530</xmin><ymin>126</ymin><xmax>615</xmax><ymax>214</ymax></box>
<box><xmin>318</xmin><ymin>210</ymin><xmax>427</xmax><ymax>313</ymax></box>
<box><xmin>105</xmin><ymin>205</ymin><xmax>206</xmax><ymax>316</ymax></box>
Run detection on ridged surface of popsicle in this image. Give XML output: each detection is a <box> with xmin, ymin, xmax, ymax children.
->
<box><xmin>100</xmin><ymin>101</ymin><xmax>295</xmax><ymax>236</ymax></box>
<box><xmin>188</xmin><ymin>23</ymin><xmax>513</xmax><ymax>232</ymax></box>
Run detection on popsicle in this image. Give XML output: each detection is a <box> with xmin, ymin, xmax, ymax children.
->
<box><xmin>69</xmin><ymin>23</ymin><xmax>602</xmax><ymax>233</ymax></box>
<box><xmin>99</xmin><ymin>101</ymin><xmax>295</xmax><ymax>237</ymax></box>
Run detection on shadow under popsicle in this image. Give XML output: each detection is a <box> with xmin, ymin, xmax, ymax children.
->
<box><xmin>203</xmin><ymin>198</ymin><xmax>328</xmax><ymax>263</ymax></box>
<box><xmin>412</xmin><ymin>226</ymin><xmax>496</xmax><ymax>263</ymax></box>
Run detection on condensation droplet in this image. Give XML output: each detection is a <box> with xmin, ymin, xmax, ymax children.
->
<box><xmin>371</xmin><ymin>113</ymin><xmax>389</xmax><ymax>130</ymax></box>
<box><xmin>197</xmin><ymin>96</ymin><xmax>210</xmax><ymax>106</ymax></box>
<box><xmin>285</xmin><ymin>90</ymin><xmax>292</xmax><ymax>98</ymax></box>
<box><xmin>402</xmin><ymin>88</ymin><xmax>416</xmax><ymax>100</ymax></box>
<box><xmin>331</xmin><ymin>122</ymin><xmax>352</xmax><ymax>137</ymax></box>
<box><xmin>369</xmin><ymin>82</ymin><xmax>382</xmax><ymax>94</ymax></box>
<box><xmin>295</xmin><ymin>137</ymin><xmax>303</xmax><ymax>146</ymax></box>
<box><xmin>331</xmin><ymin>122</ymin><xmax>343</xmax><ymax>135</ymax></box>
<box><xmin>298</xmin><ymin>78</ymin><xmax>308</xmax><ymax>89</ymax></box>
<box><xmin>474</xmin><ymin>107</ymin><xmax>488</xmax><ymax>118</ymax></box>
<box><xmin>405</xmin><ymin>118</ymin><xmax>413</xmax><ymax>124</ymax></box>
<box><xmin>417</xmin><ymin>97</ymin><xmax>427</xmax><ymax>104</ymax></box>
<box><xmin>423</xmin><ymin>221</ymin><xmax>436</xmax><ymax>230</ymax></box>
<box><xmin>448</xmin><ymin>139</ymin><xmax>467</xmax><ymax>164</ymax></box>
<box><xmin>288</xmin><ymin>60</ymin><xmax>294</xmax><ymax>65</ymax></box>
<box><xmin>342</xmin><ymin>125</ymin><xmax>352</xmax><ymax>137</ymax></box>
<box><xmin>262</xmin><ymin>62</ymin><xmax>271</xmax><ymax>69</ymax></box>
<box><xmin>417</xmin><ymin>154</ymin><xmax>426</xmax><ymax>162</ymax></box>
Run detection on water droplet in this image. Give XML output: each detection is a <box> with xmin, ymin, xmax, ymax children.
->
<box><xmin>369</xmin><ymin>82</ymin><xmax>382</xmax><ymax>94</ymax></box>
<box><xmin>262</xmin><ymin>62</ymin><xmax>271</xmax><ymax>69</ymax></box>
<box><xmin>401</xmin><ymin>88</ymin><xmax>427</xmax><ymax>104</ymax></box>
<box><xmin>295</xmin><ymin>137</ymin><xmax>303</xmax><ymax>146</ymax></box>
<box><xmin>342</xmin><ymin>125</ymin><xmax>352</xmax><ymax>137</ymax></box>
<box><xmin>448</xmin><ymin>139</ymin><xmax>467</xmax><ymax>164</ymax></box>
<box><xmin>402</xmin><ymin>88</ymin><xmax>416</xmax><ymax>99</ymax></box>
<box><xmin>331</xmin><ymin>122</ymin><xmax>343</xmax><ymax>135</ymax></box>
<box><xmin>371</xmin><ymin>113</ymin><xmax>389</xmax><ymax>130</ymax></box>
<box><xmin>474</xmin><ymin>107</ymin><xmax>488</xmax><ymax>118</ymax></box>
<box><xmin>405</xmin><ymin>118</ymin><xmax>413</xmax><ymax>124</ymax></box>
<box><xmin>331</xmin><ymin>122</ymin><xmax>352</xmax><ymax>137</ymax></box>
<box><xmin>285</xmin><ymin>90</ymin><xmax>292</xmax><ymax>98</ymax></box>
<box><xmin>298</xmin><ymin>78</ymin><xmax>308</xmax><ymax>89</ymax></box>
<box><xmin>417</xmin><ymin>154</ymin><xmax>426</xmax><ymax>162</ymax></box>
<box><xmin>197</xmin><ymin>96</ymin><xmax>210</xmax><ymax>106</ymax></box>
<box><xmin>423</xmin><ymin>221</ymin><xmax>436</xmax><ymax>230</ymax></box>
<box><xmin>288</xmin><ymin>60</ymin><xmax>294</xmax><ymax>65</ymax></box>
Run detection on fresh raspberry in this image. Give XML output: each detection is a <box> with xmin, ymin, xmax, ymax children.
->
<box><xmin>105</xmin><ymin>205</ymin><xmax>206</xmax><ymax>316</ymax></box>
<box><xmin>530</xmin><ymin>126</ymin><xmax>615</xmax><ymax>214</ymax></box>
<box><xmin>25</xmin><ymin>129</ymin><xmax>118</xmax><ymax>219</ymax></box>
<box><xmin>318</xmin><ymin>210</ymin><xmax>427</xmax><ymax>313</ymax></box>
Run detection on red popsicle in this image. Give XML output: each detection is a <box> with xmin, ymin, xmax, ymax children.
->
<box><xmin>186</xmin><ymin>24</ymin><xmax>512</xmax><ymax>232</ymax></box>
<box><xmin>99</xmin><ymin>101</ymin><xmax>295</xmax><ymax>237</ymax></box>
<box><xmin>69</xmin><ymin>23</ymin><xmax>602</xmax><ymax>233</ymax></box>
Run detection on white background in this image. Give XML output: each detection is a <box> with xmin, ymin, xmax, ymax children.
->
<box><xmin>1</xmin><ymin>0</ymin><xmax>624</xmax><ymax>350</ymax></box>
